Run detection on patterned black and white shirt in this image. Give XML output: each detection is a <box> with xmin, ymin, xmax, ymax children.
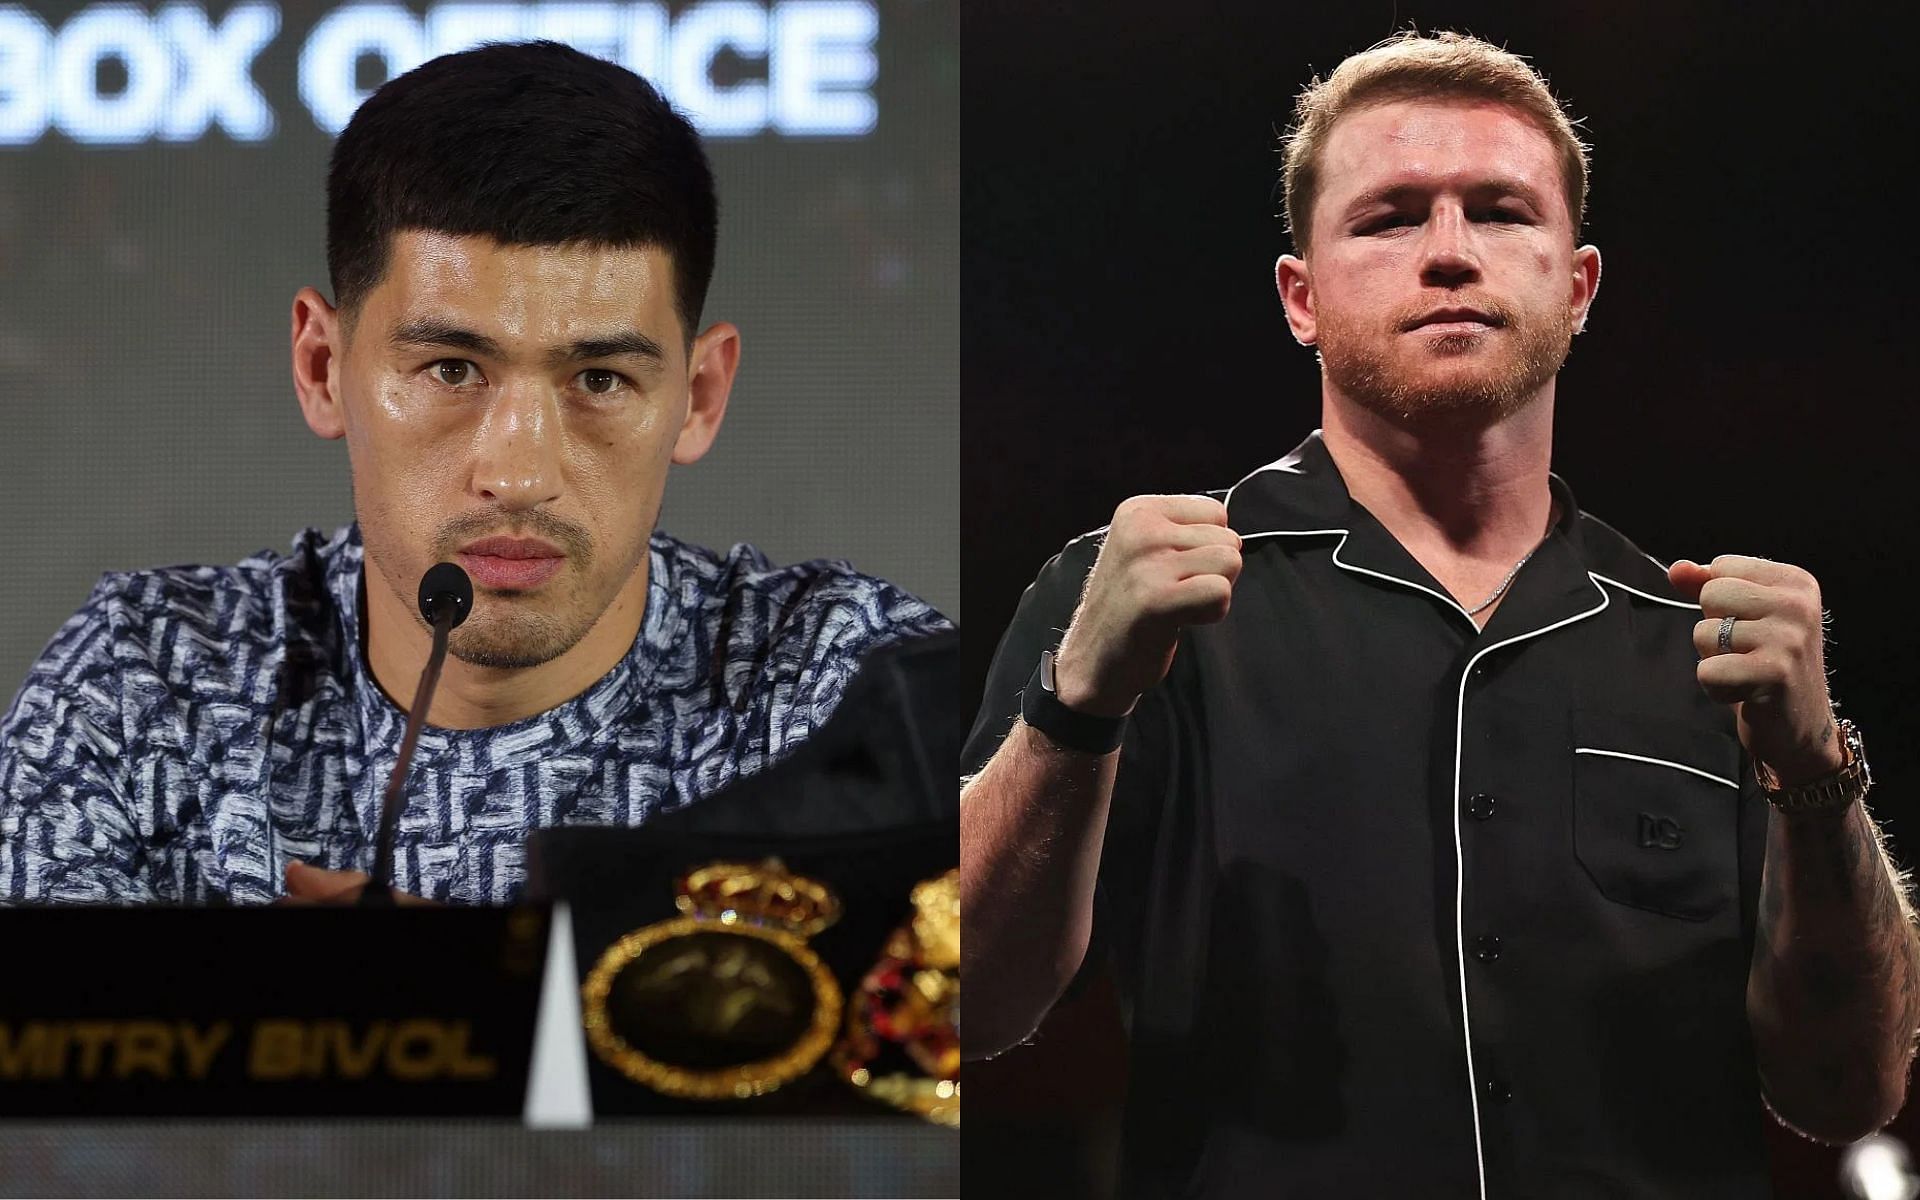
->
<box><xmin>0</xmin><ymin>524</ymin><xmax>948</xmax><ymax>905</ymax></box>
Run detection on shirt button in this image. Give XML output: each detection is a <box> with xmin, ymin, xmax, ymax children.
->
<box><xmin>1485</xmin><ymin>1077</ymin><xmax>1511</xmax><ymax>1104</ymax></box>
<box><xmin>1466</xmin><ymin>792</ymin><xmax>1497</xmax><ymax>820</ymax></box>
<box><xmin>1474</xmin><ymin>935</ymin><xmax>1502</xmax><ymax>963</ymax></box>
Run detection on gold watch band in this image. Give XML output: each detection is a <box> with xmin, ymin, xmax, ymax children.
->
<box><xmin>1756</xmin><ymin>719</ymin><xmax>1871</xmax><ymax>813</ymax></box>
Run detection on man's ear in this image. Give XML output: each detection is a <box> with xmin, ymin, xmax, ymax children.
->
<box><xmin>672</xmin><ymin>321</ymin><xmax>740</xmax><ymax>465</ymax></box>
<box><xmin>291</xmin><ymin>286</ymin><xmax>347</xmax><ymax>440</ymax></box>
<box><xmin>1275</xmin><ymin>255</ymin><xmax>1317</xmax><ymax>346</ymax></box>
<box><xmin>1570</xmin><ymin>244</ymin><xmax>1602</xmax><ymax>334</ymax></box>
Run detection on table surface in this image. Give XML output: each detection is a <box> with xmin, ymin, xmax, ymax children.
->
<box><xmin>0</xmin><ymin>1118</ymin><xmax>958</xmax><ymax>1198</ymax></box>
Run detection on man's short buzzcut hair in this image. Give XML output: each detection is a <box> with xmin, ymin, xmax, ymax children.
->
<box><xmin>1280</xmin><ymin>31</ymin><xmax>1590</xmax><ymax>252</ymax></box>
<box><xmin>326</xmin><ymin>40</ymin><xmax>718</xmax><ymax>340</ymax></box>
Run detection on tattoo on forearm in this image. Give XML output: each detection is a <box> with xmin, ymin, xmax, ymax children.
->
<box><xmin>1752</xmin><ymin>801</ymin><xmax>1920</xmax><ymax>1132</ymax></box>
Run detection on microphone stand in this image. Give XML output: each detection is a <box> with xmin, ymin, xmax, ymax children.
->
<box><xmin>360</xmin><ymin>571</ymin><xmax>466</xmax><ymax>906</ymax></box>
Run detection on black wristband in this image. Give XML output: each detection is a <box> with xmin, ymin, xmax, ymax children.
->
<box><xmin>1020</xmin><ymin>651</ymin><xmax>1128</xmax><ymax>755</ymax></box>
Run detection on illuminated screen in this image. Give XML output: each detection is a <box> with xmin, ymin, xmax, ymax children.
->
<box><xmin>0</xmin><ymin>1</ymin><xmax>957</xmax><ymax>692</ymax></box>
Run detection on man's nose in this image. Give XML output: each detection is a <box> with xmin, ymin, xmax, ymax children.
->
<box><xmin>469</xmin><ymin>382</ymin><xmax>564</xmax><ymax>509</ymax></box>
<box><xmin>1419</xmin><ymin>202</ymin><xmax>1481</xmax><ymax>288</ymax></box>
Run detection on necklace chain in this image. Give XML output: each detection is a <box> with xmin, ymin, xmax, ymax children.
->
<box><xmin>1464</xmin><ymin>543</ymin><xmax>1540</xmax><ymax>615</ymax></box>
<box><xmin>1462</xmin><ymin>497</ymin><xmax>1560</xmax><ymax>617</ymax></box>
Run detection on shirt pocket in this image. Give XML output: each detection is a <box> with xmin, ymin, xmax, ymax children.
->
<box><xmin>1570</xmin><ymin>706</ymin><xmax>1743</xmax><ymax>922</ymax></box>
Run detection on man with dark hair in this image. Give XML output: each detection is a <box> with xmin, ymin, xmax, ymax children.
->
<box><xmin>962</xmin><ymin>31</ymin><xmax>1918</xmax><ymax>1198</ymax></box>
<box><xmin>0</xmin><ymin>41</ymin><xmax>946</xmax><ymax>905</ymax></box>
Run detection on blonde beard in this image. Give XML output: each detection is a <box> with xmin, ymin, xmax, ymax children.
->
<box><xmin>1316</xmin><ymin>307</ymin><xmax>1576</xmax><ymax>424</ymax></box>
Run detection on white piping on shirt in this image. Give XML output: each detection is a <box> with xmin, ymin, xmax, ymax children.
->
<box><xmin>1444</xmin><ymin>575</ymin><xmax>1611</xmax><ymax>1200</ymax></box>
<box><xmin>1588</xmin><ymin>572</ymin><xmax>1701</xmax><ymax>612</ymax></box>
<box><xmin>1239</xmin><ymin>526</ymin><xmax>1484</xmax><ymax>627</ymax></box>
<box><xmin>1336</xmin><ymin>538</ymin><xmax>1481</xmax><ymax>626</ymax></box>
<box><xmin>1573</xmin><ymin>747</ymin><xmax>1739</xmax><ymax>791</ymax></box>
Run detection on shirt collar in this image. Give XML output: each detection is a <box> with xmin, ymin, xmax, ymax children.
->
<box><xmin>1224</xmin><ymin>429</ymin><xmax>1581</xmax><ymax>539</ymax></box>
<box><xmin>1221</xmin><ymin>429</ymin><xmax>1354</xmax><ymax>535</ymax></box>
<box><xmin>1225</xmin><ymin>429</ymin><xmax>1689</xmax><ymax>638</ymax></box>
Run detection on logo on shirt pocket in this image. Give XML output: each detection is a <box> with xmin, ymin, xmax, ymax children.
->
<box><xmin>1636</xmin><ymin>812</ymin><xmax>1686</xmax><ymax>850</ymax></box>
<box><xmin>1571</xmin><ymin>708</ymin><xmax>1742</xmax><ymax>923</ymax></box>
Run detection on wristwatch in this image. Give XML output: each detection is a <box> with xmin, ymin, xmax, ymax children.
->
<box><xmin>1020</xmin><ymin>650</ymin><xmax>1128</xmax><ymax>755</ymax></box>
<box><xmin>1755</xmin><ymin>718</ymin><xmax>1871</xmax><ymax>813</ymax></box>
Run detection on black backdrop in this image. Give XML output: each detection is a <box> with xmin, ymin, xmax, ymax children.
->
<box><xmin>963</xmin><ymin>2</ymin><xmax>1916</xmax><ymax>1196</ymax></box>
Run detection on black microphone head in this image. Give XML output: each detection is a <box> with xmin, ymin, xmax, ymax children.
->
<box><xmin>418</xmin><ymin>562</ymin><xmax>473</xmax><ymax>629</ymax></box>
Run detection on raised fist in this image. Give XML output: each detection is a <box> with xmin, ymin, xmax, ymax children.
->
<box><xmin>1670</xmin><ymin>555</ymin><xmax>1842</xmax><ymax>786</ymax></box>
<box><xmin>1050</xmin><ymin>495</ymin><xmax>1242</xmax><ymax>719</ymax></box>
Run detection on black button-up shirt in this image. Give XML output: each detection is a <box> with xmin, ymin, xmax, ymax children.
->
<box><xmin>966</xmin><ymin>431</ymin><xmax>1772</xmax><ymax>1199</ymax></box>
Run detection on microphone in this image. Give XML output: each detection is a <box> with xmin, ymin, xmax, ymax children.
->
<box><xmin>360</xmin><ymin>562</ymin><xmax>473</xmax><ymax>906</ymax></box>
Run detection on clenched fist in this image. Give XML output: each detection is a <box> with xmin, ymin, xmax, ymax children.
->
<box><xmin>1050</xmin><ymin>495</ymin><xmax>1243</xmax><ymax>719</ymax></box>
<box><xmin>1669</xmin><ymin>554</ymin><xmax>1844</xmax><ymax>787</ymax></box>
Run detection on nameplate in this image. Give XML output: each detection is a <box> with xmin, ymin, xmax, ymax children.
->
<box><xmin>0</xmin><ymin>906</ymin><xmax>548</xmax><ymax>1116</ymax></box>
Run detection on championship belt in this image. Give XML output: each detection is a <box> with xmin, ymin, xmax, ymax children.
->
<box><xmin>580</xmin><ymin>858</ymin><xmax>843</xmax><ymax>1100</ymax></box>
<box><xmin>831</xmin><ymin>868</ymin><xmax>961</xmax><ymax>1126</ymax></box>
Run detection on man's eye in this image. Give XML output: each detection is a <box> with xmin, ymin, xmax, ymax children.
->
<box><xmin>1482</xmin><ymin>208</ymin><xmax>1530</xmax><ymax>224</ymax></box>
<box><xmin>580</xmin><ymin>369</ymin><xmax>624</xmax><ymax>395</ymax></box>
<box><xmin>1361</xmin><ymin>213</ymin><xmax>1417</xmax><ymax>233</ymax></box>
<box><xmin>433</xmin><ymin>360</ymin><xmax>481</xmax><ymax>387</ymax></box>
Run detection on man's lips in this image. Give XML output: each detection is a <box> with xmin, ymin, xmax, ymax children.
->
<box><xmin>458</xmin><ymin>536</ymin><xmax>563</xmax><ymax>560</ymax></box>
<box><xmin>1404</xmin><ymin>307</ymin><xmax>1503</xmax><ymax>332</ymax></box>
<box><xmin>454</xmin><ymin>537</ymin><xmax>566</xmax><ymax>590</ymax></box>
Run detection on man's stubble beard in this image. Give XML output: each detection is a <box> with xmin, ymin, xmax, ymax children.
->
<box><xmin>1316</xmin><ymin>300</ymin><xmax>1577</xmax><ymax>424</ymax></box>
<box><xmin>447</xmin><ymin>581</ymin><xmax>593</xmax><ymax>670</ymax></box>
<box><xmin>357</xmin><ymin>493</ymin><xmax>612</xmax><ymax>672</ymax></box>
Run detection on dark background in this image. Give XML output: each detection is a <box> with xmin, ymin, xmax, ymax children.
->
<box><xmin>963</xmin><ymin>2</ymin><xmax>1915</xmax><ymax>1196</ymax></box>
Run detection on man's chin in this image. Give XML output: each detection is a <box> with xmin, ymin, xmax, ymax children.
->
<box><xmin>1322</xmin><ymin>339</ymin><xmax>1562</xmax><ymax>423</ymax></box>
<box><xmin>447</xmin><ymin>614</ymin><xmax>585</xmax><ymax>671</ymax></box>
<box><xmin>1411</xmin><ymin>365</ymin><xmax>1534</xmax><ymax>409</ymax></box>
<box><xmin>1339</xmin><ymin>369</ymin><xmax>1542</xmax><ymax>423</ymax></box>
<box><xmin>1361</xmin><ymin>396</ymin><xmax>1533</xmax><ymax>427</ymax></box>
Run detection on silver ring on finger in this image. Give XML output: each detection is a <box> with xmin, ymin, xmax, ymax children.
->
<box><xmin>1716</xmin><ymin>615</ymin><xmax>1737</xmax><ymax>653</ymax></box>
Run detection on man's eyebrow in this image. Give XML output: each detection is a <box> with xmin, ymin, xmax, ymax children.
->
<box><xmin>1342</xmin><ymin>183</ymin><xmax>1426</xmax><ymax>216</ymax></box>
<box><xmin>389</xmin><ymin>318</ymin><xmax>503</xmax><ymax>357</ymax></box>
<box><xmin>556</xmin><ymin>331</ymin><xmax>668</xmax><ymax>366</ymax></box>
<box><xmin>1341</xmin><ymin>177</ymin><xmax>1549</xmax><ymax>217</ymax></box>
<box><xmin>388</xmin><ymin>320</ymin><xmax>668</xmax><ymax>366</ymax></box>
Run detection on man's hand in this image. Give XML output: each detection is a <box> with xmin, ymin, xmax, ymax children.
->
<box><xmin>1670</xmin><ymin>555</ymin><xmax>1842</xmax><ymax>786</ymax></box>
<box><xmin>1051</xmin><ymin>495</ymin><xmax>1242</xmax><ymax>719</ymax></box>
<box><xmin>277</xmin><ymin>861</ymin><xmax>436</xmax><ymax>906</ymax></box>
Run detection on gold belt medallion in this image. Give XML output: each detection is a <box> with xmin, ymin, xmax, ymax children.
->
<box><xmin>832</xmin><ymin>867</ymin><xmax>961</xmax><ymax>1126</ymax></box>
<box><xmin>580</xmin><ymin>858</ymin><xmax>844</xmax><ymax>1100</ymax></box>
